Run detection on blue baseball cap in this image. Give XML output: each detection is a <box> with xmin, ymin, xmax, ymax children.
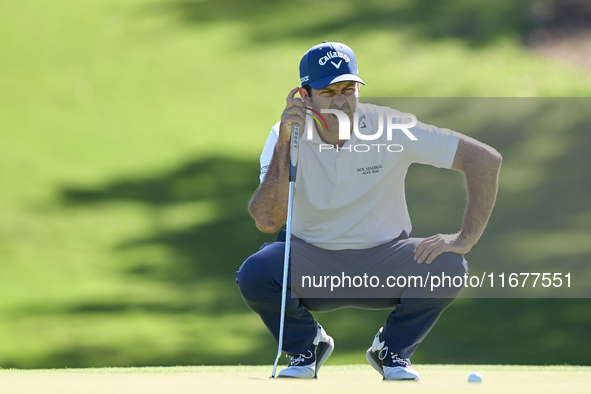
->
<box><xmin>299</xmin><ymin>41</ymin><xmax>365</xmax><ymax>89</ymax></box>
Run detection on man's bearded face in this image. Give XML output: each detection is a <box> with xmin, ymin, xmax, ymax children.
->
<box><xmin>309</xmin><ymin>81</ymin><xmax>359</xmax><ymax>135</ymax></box>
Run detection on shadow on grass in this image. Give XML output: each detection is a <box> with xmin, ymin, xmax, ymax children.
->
<box><xmin>53</xmin><ymin>98</ymin><xmax>591</xmax><ymax>367</ymax></box>
<box><xmin>147</xmin><ymin>0</ymin><xmax>591</xmax><ymax>47</ymax></box>
<box><xmin>60</xmin><ymin>157</ymin><xmax>270</xmax><ymax>315</ymax></box>
<box><xmin>151</xmin><ymin>0</ymin><xmax>533</xmax><ymax>47</ymax></box>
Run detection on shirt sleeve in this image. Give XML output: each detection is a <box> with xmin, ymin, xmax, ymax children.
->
<box><xmin>367</xmin><ymin>105</ymin><xmax>460</xmax><ymax>169</ymax></box>
<box><xmin>403</xmin><ymin>121</ymin><xmax>460</xmax><ymax>169</ymax></box>
<box><xmin>259</xmin><ymin>121</ymin><xmax>280</xmax><ymax>183</ymax></box>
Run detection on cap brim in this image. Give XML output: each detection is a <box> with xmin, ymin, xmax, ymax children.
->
<box><xmin>308</xmin><ymin>74</ymin><xmax>365</xmax><ymax>89</ymax></box>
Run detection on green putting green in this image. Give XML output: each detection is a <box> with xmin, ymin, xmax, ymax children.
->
<box><xmin>1</xmin><ymin>365</ymin><xmax>590</xmax><ymax>394</ymax></box>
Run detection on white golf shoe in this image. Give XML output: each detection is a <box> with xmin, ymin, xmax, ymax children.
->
<box><xmin>277</xmin><ymin>325</ymin><xmax>334</xmax><ymax>379</ymax></box>
<box><xmin>366</xmin><ymin>327</ymin><xmax>420</xmax><ymax>381</ymax></box>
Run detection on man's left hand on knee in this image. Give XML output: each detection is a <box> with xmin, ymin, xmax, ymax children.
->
<box><xmin>413</xmin><ymin>233</ymin><xmax>473</xmax><ymax>264</ymax></box>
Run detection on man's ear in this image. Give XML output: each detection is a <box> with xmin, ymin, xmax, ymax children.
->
<box><xmin>298</xmin><ymin>87</ymin><xmax>311</xmax><ymax>106</ymax></box>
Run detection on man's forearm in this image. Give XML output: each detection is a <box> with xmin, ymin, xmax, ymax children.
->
<box><xmin>248</xmin><ymin>140</ymin><xmax>291</xmax><ymax>233</ymax></box>
<box><xmin>458</xmin><ymin>152</ymin><xmax>502</xmax><ymax>247</ymax></box>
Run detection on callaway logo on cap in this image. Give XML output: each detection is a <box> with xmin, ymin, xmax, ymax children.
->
<box><xmin>299</xmin><ymin>41</ymin><xmax>365</xmax><ymax>89</ymax></box>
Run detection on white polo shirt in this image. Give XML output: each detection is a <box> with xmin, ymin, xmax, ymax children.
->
<box><xmin>259</xmin><ymin>103</ymin><xmax>460</xmax><ymax>250</ymax></box>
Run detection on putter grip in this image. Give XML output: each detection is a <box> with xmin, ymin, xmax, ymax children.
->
<box><xmin>289</xmin><ymin>123</ymin><xmax>300</xmax><ymax>181</ymax></box>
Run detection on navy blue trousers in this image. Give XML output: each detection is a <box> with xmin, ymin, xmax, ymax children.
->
<box><xmin>236</xmin><ymin>231</ymin><xmax>468</xmax><ymax>358</ymax></box>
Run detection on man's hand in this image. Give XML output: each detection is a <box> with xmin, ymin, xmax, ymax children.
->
<box><xmin>413</xmin><ymin>233</ymin><xmax>472</xmax><ymax>264</ymax></box>
<box><xmin>279</xmin><ymin>87</ymin><xmax>307</xmax><ymax>144</ymax></box>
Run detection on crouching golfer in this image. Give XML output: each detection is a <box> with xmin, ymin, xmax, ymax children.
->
<box><xmin>236</xmin><ymin>41</ymin><xmax>501</xmax><ymax>380</ymax></box>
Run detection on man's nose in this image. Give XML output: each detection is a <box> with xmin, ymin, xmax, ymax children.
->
<box><xmin>332</xmin><ymin>95</ymin><xmax>346</xmax><ymax>108</ymax></box>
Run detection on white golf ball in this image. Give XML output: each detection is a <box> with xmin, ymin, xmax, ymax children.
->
<box><xmin>468</xmin><ymin>372</ymin><xmax>482</xmax><ymax>383</ymax></box>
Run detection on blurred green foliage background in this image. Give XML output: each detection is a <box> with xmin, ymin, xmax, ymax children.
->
<box><xmin>1</xmin><ymin>0</ymin><xmax>590</xmax><ymax>368</ymax></box>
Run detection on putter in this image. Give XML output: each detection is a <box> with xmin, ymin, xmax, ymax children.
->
<box><xmin>270</xmin><ymin>121</ymin><xmax>301</xmax><ymax>378</ymax></box>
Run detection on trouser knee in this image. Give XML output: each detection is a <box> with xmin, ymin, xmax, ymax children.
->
<box><xmin>236</xmin><ymin>255</ymin><xmax>267</xmax><ymax>302</ymax></box>
<box><xmin>427</xmin><ymin>252</ymin><xmax>468</xmax><ymax>298</ymax></box>
<box><xmin>235</xmin><ymin>243</ymin><xmax>284</xmax><ymax>303</ymax></box>
<box><xmin>431</xmin><ymin>251</ymin><xmax>468</xmax><ymax>278</ymax></box>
